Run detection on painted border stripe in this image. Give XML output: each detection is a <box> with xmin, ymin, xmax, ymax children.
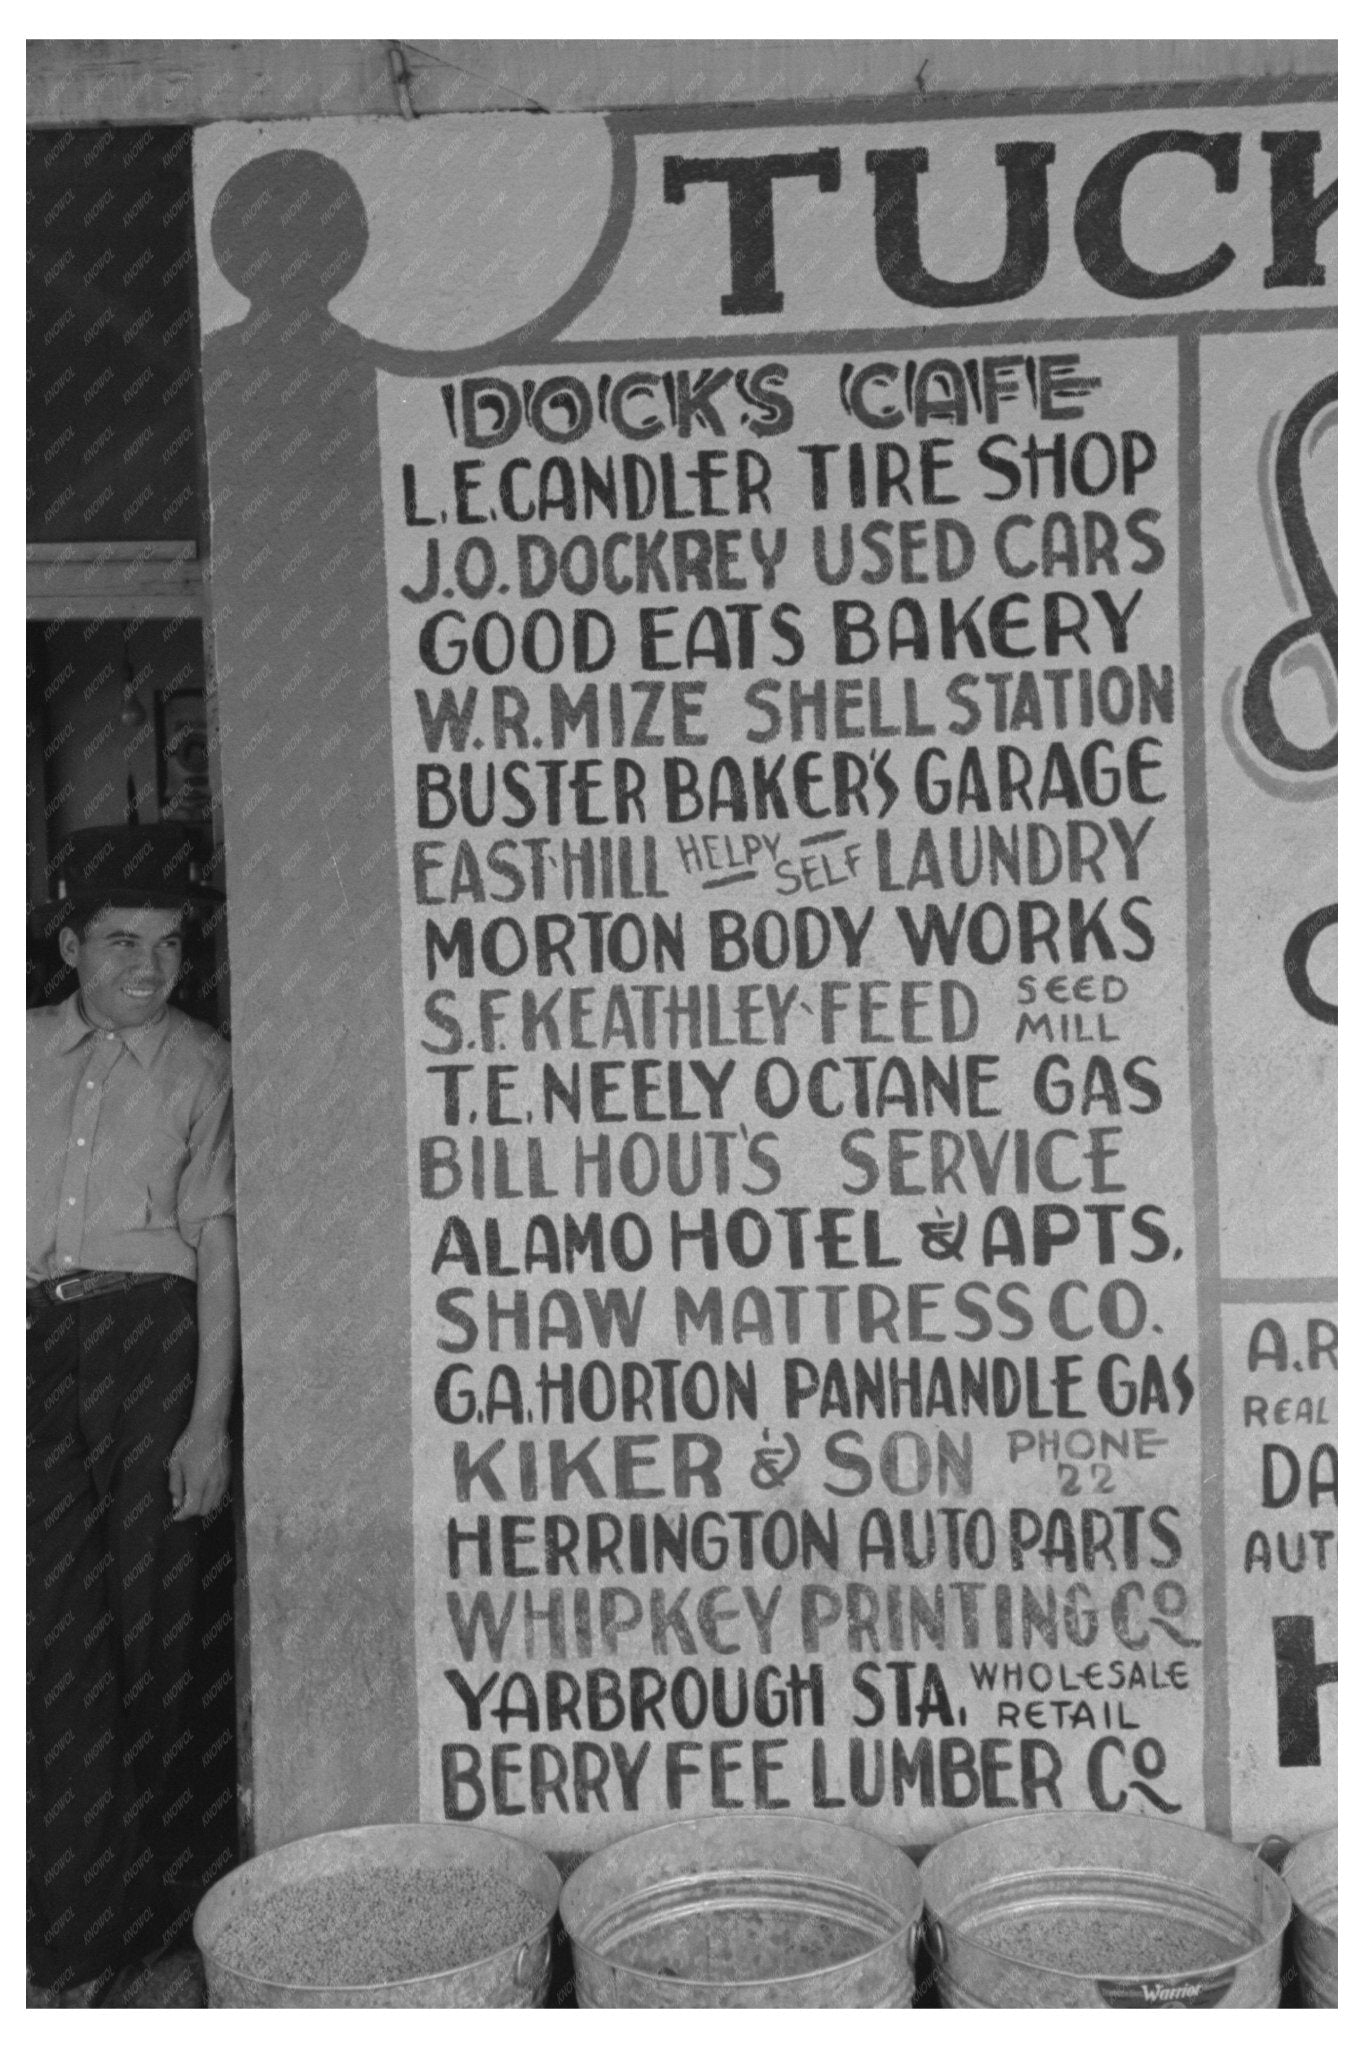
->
<box><xmin>1221</xmin><ymin>1278</ymin><xmax>1338</xmax><ymax>1302</ymax></box>
<box><xmin>1180</xmin><ymin>329</ymin><xmax>1232</xmax><ymax>1838</ymax></box>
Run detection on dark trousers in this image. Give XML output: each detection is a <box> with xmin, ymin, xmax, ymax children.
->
<box><xmin>26</xmin><ymin>1278</ymin><xmax>237</xmax><ymax>1991</ymax></box>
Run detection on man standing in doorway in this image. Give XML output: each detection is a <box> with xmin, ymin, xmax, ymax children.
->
<box><xmin>27</xmin><ymin>825</ymin><xmax>238</xmax><ymax>2005</ymax></box>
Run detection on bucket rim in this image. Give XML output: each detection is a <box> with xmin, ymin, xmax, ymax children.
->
<box><xmin>560</xmin><ymin>1811</ymin><xmax>922</xmax><ymax>1995</ymax></box>
<box><xmin>192</xmin><ymin>1818</ymin><xmax>560</xmax><ymax>1998</ymax></box>
<box><xmin>561</xmin><ymin>1807</ymin><xmax>921</xmax><ymax>1861</ymax></box>
<box><xmin>919</xmin><ymin>1810</ymin><xmax>1291</xmax><ymax>1990</ymax></box>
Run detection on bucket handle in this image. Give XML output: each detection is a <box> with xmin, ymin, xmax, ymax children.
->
<box><xmin>512</xmin><ymin>1938</ymin><xmax>542</xmax><ymax>1991</ymax></box>
<box><xmin>918</xmin><ymin>1916</ymin><xmax>947</xmax><ymax>1980</ymax></box>
<box><xmin>1255</xmin><ymin>1834</ymin><xmax>1292</xmax><ymax>1873</ymax></box>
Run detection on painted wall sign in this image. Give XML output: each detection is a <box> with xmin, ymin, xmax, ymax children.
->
<box><xmin>194</xmin><ymin>81</ymin><xmax>1335</xmax><ymax>1851</ymax></box>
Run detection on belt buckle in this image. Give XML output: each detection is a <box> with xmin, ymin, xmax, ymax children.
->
<box><xmin>50</xmin><ymin>1274</ymin><xmax>88</xmax><ymax>1303</ymax></box>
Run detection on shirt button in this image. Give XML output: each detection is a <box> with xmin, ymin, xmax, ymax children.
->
<box><xmin>63</xmin><ymin>1255</ymin><xmax>74</xmax><ymax>1265</ymax></box>
<box><xmin>76</xmin><ymin>1138</ymin><xmax>86</xmax><ymax>1147</ymax></box>
<box><xmin>86</xmin><ymin>1080</ymin><xmax>95</xmax><ymax>1090</ymax></box>
<box><xmin>67</xmin><ymin>1197</ymin><xmax>76</xmax><ymax>1205</ymax></box>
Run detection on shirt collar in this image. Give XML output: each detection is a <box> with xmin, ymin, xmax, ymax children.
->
<box><xmin>55</xmin><ymin>991</ymin><xmax>175</xmax><ymax>1067</ymax></box>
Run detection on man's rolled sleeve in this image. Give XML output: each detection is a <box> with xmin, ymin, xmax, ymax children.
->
<box><xmin>175</xmin><ymin>1046</ymin><xmax>235</xmax><ymax>1251</ymax></box>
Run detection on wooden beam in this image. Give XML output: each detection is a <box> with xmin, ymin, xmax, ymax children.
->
<box><xmin>27</xmin><ymin>541</ymin><xmax>202</xmax><ymax>621</ymax></box>
<box><xmin>27</xmin><ymin>38</ymin><xmax>1338</xmax><ymax>127</ymax></box>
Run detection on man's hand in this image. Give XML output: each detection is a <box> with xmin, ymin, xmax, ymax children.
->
<box><xmin>168</xmin><ymin>1422</ymin><xmax>230</xmax><ymax>1520</ymax></box>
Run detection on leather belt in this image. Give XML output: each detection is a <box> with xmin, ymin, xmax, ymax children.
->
<box><xmin>27</xmin><ymin>1270</ymin><xmax>174</xmax><ymax>1308</ymax></box>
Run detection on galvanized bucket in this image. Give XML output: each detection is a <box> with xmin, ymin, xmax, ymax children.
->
<box><xmin>193</xmin><ymin>1821</ymin><xmax>560</xmax><ymax>2007</ymax></box>
<box><xmin>919</xmin><ymin>1812</ymin><xmax>1291</xmax><ymax>2009</ymax></box>
<box><xmin>561</xmin><ymin>1814</ymin><xmax>923</xmax><ymax>2007</ymax></box>
<box><xmin>1282</xmin><ymin>1828</ymin><xmax>1337</xmax><ymax>2007</ymax></box>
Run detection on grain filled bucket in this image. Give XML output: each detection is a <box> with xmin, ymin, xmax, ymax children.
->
<box><xmin>1282</xmin><ymin>1828</ymin><xmax>1337</xmax><ymax>2007</ymax></box>
<box><xmin>919</xmin><ymin>1812</ymin><xmax>1290</xmax><ymax>2008</ymax></box>
<box><xmin>560</xmin><ymin>1813</ymin><xmax>922</xmax><ymax>2007</ymax></box>
<box><xmin>193</xmin><ymin>1822</ymin><xmax>560</xmax><ymax>2007</ymax></box>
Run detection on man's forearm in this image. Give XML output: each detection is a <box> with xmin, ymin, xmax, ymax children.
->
<box><xmin>192</xmin><ymin>1215</ymin><xmax>239</xmax><ymax>1433</ymax></box>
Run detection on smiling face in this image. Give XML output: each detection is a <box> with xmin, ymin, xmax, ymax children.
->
<box><xmin>58</xmin><ymin>905</ymin><xmax>186</xmax><ymax>1032</ymax></box>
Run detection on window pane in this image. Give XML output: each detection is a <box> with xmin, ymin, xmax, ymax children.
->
<box><xmin>28</xmin><ymin>126</ymin><xmax>199</xmax><ymax>542</ymax></box>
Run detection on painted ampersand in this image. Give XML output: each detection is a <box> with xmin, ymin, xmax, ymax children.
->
<box><xmin>1242</xmin><ymin>373</ymin><xmax>1337</xmax><ymax>774</ymax></box>
<box><xmin>1240</xmin><ymin>373</ymin><xmax>1337</xmax><ymax>1025</ymax></box>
